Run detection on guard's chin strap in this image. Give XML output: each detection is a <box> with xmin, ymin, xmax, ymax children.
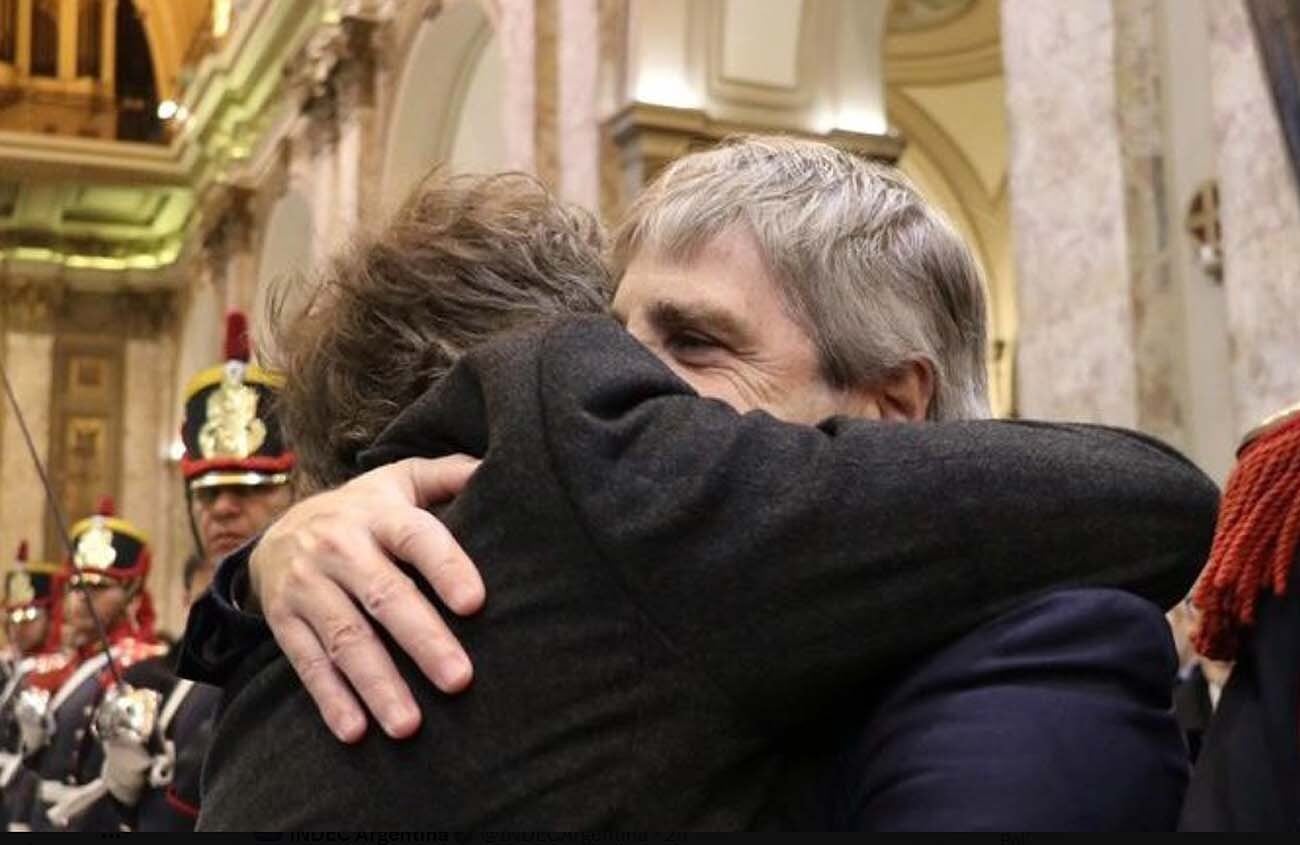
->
<box><xmin>183</xmin><ymin>484</ymin><xmax>207</xmax><ymax>566</ymax></box>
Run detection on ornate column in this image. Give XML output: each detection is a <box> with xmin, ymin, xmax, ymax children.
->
<box><xmin>1208</xmin><ymin>0</ymin><xmax>1300</xmax><ymax>431</ymax></box>
<box><xmin>0</xmin><ymin>286</ymin><xmax>54</xmax><ymax>560</ymax></box>
<box><xmin>558</xmin><ymin>0</ymin><xmax>600</xmax><ymax>210</ymax></box>
<box><xmin>330</xmin><ymin>16</ymin><xmax>380</xmax><ymax>242</ymax></box>
<box><xmin>497</xmin><ymin>0</ymin><xmax>538</xmax><ymax>173</ymax></box>
<box><xmin>281</xmin><ymin>14</ymin><xmax>377</xmax><ymax>265</ymax></box>
<box><xmin>118</xmin><ymin>292</ymin><xmax>183</xmax><ymax>634</ymax></box>
<box><xmin>1003</xmin><ymin>0</ymin><xmax>1191</xmax><ymax>451</ymax></box>
<box><xmin>202</xmin><ymin>190</ymin><xmax>260</xmax><ymax>315</ymax></box>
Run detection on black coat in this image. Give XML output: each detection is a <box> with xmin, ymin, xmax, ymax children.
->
<box><xmin>194</xmin><ymin>317</ymin><xmax>1217</xmax><ymax>830</ymax></box>
<box><xmin>1180</xmin><ymin>552</ymin><xmax>1300</xmax><ymax>831</ymax></box>
<box><xmin>1173</xmin><ymin>663</ymin><xmax>1214</xmax><ymax>763</ymax></box>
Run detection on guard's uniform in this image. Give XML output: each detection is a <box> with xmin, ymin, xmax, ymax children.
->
<box><xmin>64</xmin><ymin>310</ymin><xmax>294</xmax><ymax>832</ymax></box>
<box><xmin>18</xmin><ymin>501</ymin><xmax>166</xmax><ymax>831</ymax></box>
<box><xmin>0</xmin><ymin>544</ymin><xmax>68</xmax><ymax>830</ymax></box>
<box><xmin>1181</xmin><ymin>401</ymin><xmax>1300</xmax><ymax>831</ymax></box>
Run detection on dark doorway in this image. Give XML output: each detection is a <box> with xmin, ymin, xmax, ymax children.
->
<box><xmin>115</xmin><ymin>0</ymin><xmax>160</xmax><ymax>142</ymax></box>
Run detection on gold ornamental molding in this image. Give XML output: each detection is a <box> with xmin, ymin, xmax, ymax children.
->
<box><xmin>883</xmin><ymin>0</ymin><xmax>1002</xmax><ymax>85</ymax></box>
<box><xmin>0</xmin><ymin>0</ymin><xmax>355</xmax><ymax>281</ymax></box>
<box><xmin>0</xmin><ymin>281</ymin><xmax>175</xmax><ymax>336</ymax></box>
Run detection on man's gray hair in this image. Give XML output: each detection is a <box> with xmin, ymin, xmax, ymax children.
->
<box><xmin>612</xmin><ymin>135</ymin><xmax>991</xmax><ymax>420</ymax></box>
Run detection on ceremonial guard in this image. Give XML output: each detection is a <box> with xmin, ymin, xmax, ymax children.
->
<box><xmin>1182</xmin><ymin>401</ymin><xmax>1300</xmax><ymax>831</ymax></box>
<box><xmin>0</xmin><ymin>542</ymin><xmax>68</xmax><ymax>828</ymax></box>
<box><xmin>14</xmin><ymin>499</ymin><xmax>165</xmax><ymax>830</ymax></box>
<box><xmin>60</xmin><ymin>310</ymin><xmax>294</xmax><ymax>831</ymax></box>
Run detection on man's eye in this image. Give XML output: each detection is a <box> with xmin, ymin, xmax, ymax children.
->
<box><xmin>668</xmin><ymin>332</ymin><xmax>718</xmax><ymax>351</ymax></box>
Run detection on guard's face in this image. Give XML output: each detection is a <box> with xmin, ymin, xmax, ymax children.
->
<box><xmin>191</xmin><ymin>483</ymin><xmax>293</xmax><ymax>565</ymax></box>
<box><xmin>5</xmin><ymin>613</ymin><xmax>49</xmax><ymax>655</ymax></box>
<box><xmin>614</xmin><ymin>228</ymin><xmax>883</xmax><ymax>425</ymax></box>
<box><xmin>65</xmin><ymin>583</ymin><xmax>128</xmax><ymax>645</ymax></box>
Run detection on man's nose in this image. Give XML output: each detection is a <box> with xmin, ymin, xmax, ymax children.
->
<box><xmin>66</xmin><ymin>592</ymin><xmax>87</xmax><ymax>615</ymax></box>
<box><xmin>210</xmin><ymin>489</ymin><xmax>245</xmax><ymax>516</ymax></box>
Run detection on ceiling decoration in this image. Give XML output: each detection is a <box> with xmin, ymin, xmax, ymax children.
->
<box><xmin>887</xmin><ymin>0</ymin><xmax>977</xmax><ymax>34</ymax></box>
<box><xmin>0</xmin><ymin>0</ymin><xmax>332</xmax><ymax>281</ymax></box>
<box><xmin>885</xmin><ymin>0</ymin><xmax>1000</xmax><ymax>84</ymax></box>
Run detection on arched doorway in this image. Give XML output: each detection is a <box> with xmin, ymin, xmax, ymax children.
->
<box><xmin>379</xmin><ymin>0</ymin><xmax>507</xmax><ymax>212</ymax></box>
<box><xmin>883</xmin><ymin>0</ymin><xmax>1017</xmax><ymax>417</ymax></box>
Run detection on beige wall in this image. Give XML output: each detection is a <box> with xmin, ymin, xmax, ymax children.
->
<box><xmin>0</xmin><ymin>332</ymin><xmax>54</xmax><ymax>559</ymax></box>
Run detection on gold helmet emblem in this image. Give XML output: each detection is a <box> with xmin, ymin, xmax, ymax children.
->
<box><xmin>8</xmin><ymin>571</ymin><xmax>34</xmax><ymax>605</ymax></box>
<box><xmin>198</xmin><ymin>362</ymin><xmax>267</xmax><ymax>460</ymax></box>
<box><xmin>75</xmin><ymin>518</ymin><xmax>118</xmax><ymax>571</ymax></box>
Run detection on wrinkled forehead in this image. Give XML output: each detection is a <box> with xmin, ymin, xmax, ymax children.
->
<box><xmin>613</xmin><ymin>229</ymin><xmax>804</xmax><ymax>338</ymax></box>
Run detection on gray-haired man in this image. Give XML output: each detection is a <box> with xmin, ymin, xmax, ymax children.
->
<box><xmin>183</xmin><ymin>138</ymin><xmax>1212</xmax><ymax>830</ymax></box>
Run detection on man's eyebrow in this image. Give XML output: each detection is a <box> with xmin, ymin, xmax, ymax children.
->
<box><xmin>647</xmin><ymin>300</ymin><xmax>747</xmax><ymax>341</ymax></box>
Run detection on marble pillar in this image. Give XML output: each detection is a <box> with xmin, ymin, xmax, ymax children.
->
<box><xmin>1158</xmin><ymin>0</ymin><xmax>1236</xmax><ymax>483</ymax></box>
<box><xmin>1113</xmin><ymin>0</ymin><xmax>1188</xmax><ymax>448</ymax></box>
<box><xmin>307</xmin><ymin>121</ymin><xmax>339</xmax><ymax>271</ymax></box>
<box><xmin>121</xmin><ymin>335</ymin><xmax>186</xmax><ymax>636</ymax></box>
<box><xmin>498</xmin><ymin>0</ymin><xmax>538</xmax><ymax>174</ymax></box>
<box><xmin>1</xmin><ymin>332</ymin><xmax>54</xmax><ymax>560</ymax></box>
<box><xmin>1004</xmin><ymin>0</ymin><xmax>1140</xmax><ymax>428</ymax></box>
<box><xmin>1208</xmin><ymin>0</ymin><xmax>1300</xmax><ymax>432</ymax></box>
<box><xmin>558</xmin><ymin>0</ymin><xmax>600</xmax><ymax>211</ymax></box>
<box><xmin>1003</xmin><ymin>0</ymin><xmax>1190</xmax><ymax>451</ymax></box>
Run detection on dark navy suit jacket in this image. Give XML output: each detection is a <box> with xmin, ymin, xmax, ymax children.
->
<box><xmin>816</xmin><ymin>587</ymin><xmax>1189</xmax><ymax>831</ymax></box>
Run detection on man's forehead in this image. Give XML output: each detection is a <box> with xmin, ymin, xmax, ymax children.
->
<box><xmin>615</xmin><ymin>252</ymin><xmax>751</xmax><ymax>316</ymax></box>
<box><xmin>612</xmin><ymin>280</ymin><xmax>747</xmax><ymax>334</ymax></box>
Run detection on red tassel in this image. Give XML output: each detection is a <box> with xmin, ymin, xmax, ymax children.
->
<box><xmin>15</xmin><ymin>540</ymin><xmax>27</xmax><ymax>563</ymax></box>
<box><xmin>95</xmin><ymin>495</ymin><xmax>116</xmax><ymax>517</ymax></box>
<box><xmin>1193</xmin><ymin>412</ymin><xmax>1300</xmax><ymax>659</ymax></box>
<box><xmin>224</xmin><ymin>310</ymin><xmax>251</xmax><ymax>363</ymax></box>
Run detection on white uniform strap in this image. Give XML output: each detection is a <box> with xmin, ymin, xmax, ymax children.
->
<box><xmin>0</xmin><ymin>662</ymin><xmax>30</xmax><ymax>711</ymax></box>
<box><xmin>158</xmin><ymin>680</ymin><xmax>195</xmax><ymax>737</ymax></box>
<box><xmin>50</xmin><ymin>651</ymin><xmax>110</xmax><ymax>712</ymax></box>
<box><xmin>144</xmin><ymin>679</ymin><xmax>196</xmax><ymax>790</ymax></box>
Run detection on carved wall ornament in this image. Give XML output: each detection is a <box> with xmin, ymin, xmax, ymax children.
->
<box><xmin>1185</xmin><ymin>180</ymin><xmax>1223</xmax><ymax>282</ymax></box>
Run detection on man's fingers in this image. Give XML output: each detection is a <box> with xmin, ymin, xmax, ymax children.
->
<box><xmin>400</xmin><ymin>455</ymin><xmax>481</xmax><ymax>507</ymax></box>
<box><xmin>270</xmin><ymin>616</ymin><xmax>367</xmax><ymax>743</ymax></box>
<box><xmin>326</xmin><ymin>534</ymin><xmax>476</xmax><ymax>696</ymax></box>
<box><xmin>289</xmin><ymin>579</ymin><xmax>423</xmax><ymax>739</ymax></box>
<box><xmin>374</xmin><ymin>505</ymin><xmax>485</xmax><ymax>617</ymax></box>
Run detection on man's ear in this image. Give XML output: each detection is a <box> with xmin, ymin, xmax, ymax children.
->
<box><xmin>877</xmin><ymin>359</ymin><xmax>935</xmax><ymax>422</ymax></box>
